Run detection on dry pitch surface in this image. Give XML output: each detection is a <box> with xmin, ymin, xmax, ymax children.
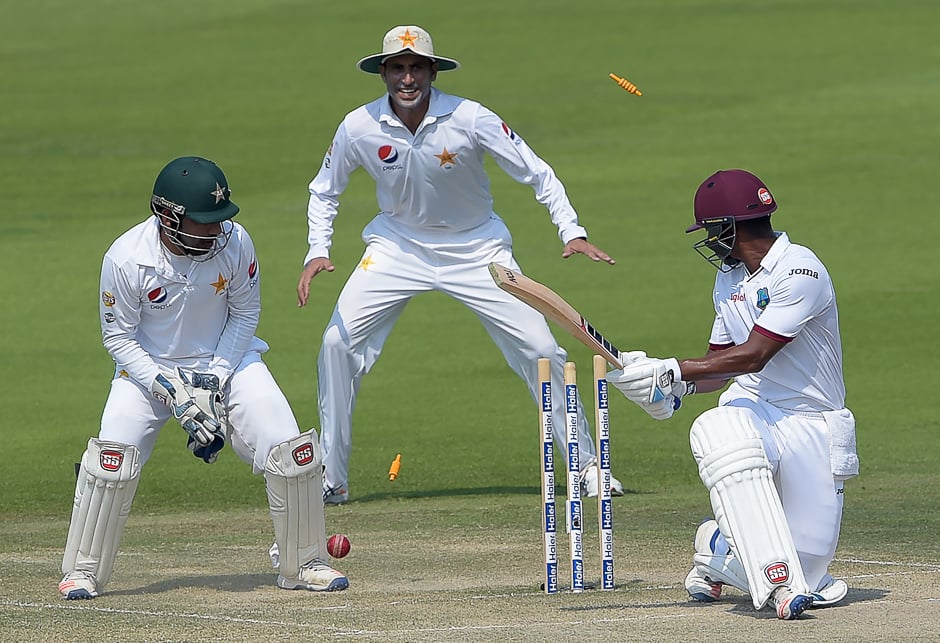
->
<box><xmin>3</xmin><ymin>507</ymin><xmax>937</xmax><ymax>642</ymax></box>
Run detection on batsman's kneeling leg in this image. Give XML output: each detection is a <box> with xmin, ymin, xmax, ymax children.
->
<box><xmin>60</xmin><ymin>439</ymin><xmax>141</xmax><ymax>598</ymax></box>
<box><xmin>690</xmin><ymin>407</ymin><xmax>808</xmax><ymax>610</ymax></box>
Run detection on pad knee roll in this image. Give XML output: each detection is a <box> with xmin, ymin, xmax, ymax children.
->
<box><xmin>690</xmin><ymin>407</ymin><xmax>808</xmax><ymax>608</ymax></box>
<box><xmin>62</xmin><ymin>439</ymin><xmax>141</xmax><ymax>588</ymax></box>
<box><xmin>264</xmin><ymin>429</ymin><xmax>327</xmax><ymax>577</ymax></box>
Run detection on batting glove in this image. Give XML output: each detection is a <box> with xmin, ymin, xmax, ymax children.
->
<box><xmin>641</xmin><ymin>396</ymin><xmax>677</xmax><ymax>421</ymax></box>
<box><xmin>609</xmin><ymin>357</ymin><xmax>682</xmax><ymax>405</ymax></box>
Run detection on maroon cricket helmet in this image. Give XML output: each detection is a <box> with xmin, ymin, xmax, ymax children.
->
<box><xmin>686</xmin><ymin>169</ymin><xmax>777</xmax><ymax>233</ymax></box>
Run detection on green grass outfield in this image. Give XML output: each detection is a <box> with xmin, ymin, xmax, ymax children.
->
<box><xmin>2</xmin><ymin>1</ymin><xmax>938</xmax><ymax>639</ymax></box>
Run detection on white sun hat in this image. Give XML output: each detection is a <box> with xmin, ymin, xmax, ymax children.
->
<box><xmin>357</xmin><ymin>25</ymin><xmax>460</xmax><ymax>74</ymax></box>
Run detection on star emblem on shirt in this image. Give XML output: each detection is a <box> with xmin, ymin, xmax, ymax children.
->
<box><xmin>210</xmin><ymin>182</ymin><xmax>227</xmax><ymax>204</ymax></box>
<box><xmin>398</xmin><ymin>29</ymin><xmax>417</xmax><ymax>47</ymax></box>
<box><xmin>211</xmin><ymin>273</ymin><xmax>228</xmax><ymax>294</ymax></box>
<box><xmin>359</xmin><ymin>255</ymin><xmax>376</xmax><ymax>271</ymax></box>
<box><xmin>435</xmin><ymin>148</ymin><xmax>458</xmax><ymax>167</ymax></box>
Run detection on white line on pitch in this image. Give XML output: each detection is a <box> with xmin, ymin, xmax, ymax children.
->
<box><xmin>834</xmin><ymin>557</ymin><xmax>940</xmax><ymax>568</ymax></box>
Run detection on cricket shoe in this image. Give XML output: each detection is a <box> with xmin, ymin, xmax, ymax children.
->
<box><xmin>323</xmin><ymin>484</ymin><xmax>349</xmax><ymax>505</ymax></box>
<box><xmin>810</xmin><ymin>575</ymin><xmax>848</xmax><ymax>608</ymax></box>
<box><xmin>684</xmin><ymin>519</ymin><xmax>736</xmax><ymax>602</ymax></box>
<box><xmin>277</xmin><ymin>559</ymin><xmax>349</xmax><ymax>592</ymax></box>
<box><xmin>58</xmin><ymin>570</ymin><xmax>99</xmax><ymax>600</ymax></box>
<box><xmin>580</xmin><ymin>465</ymin><xmax>624</xmax><ymax>498</ymax></box>
<box><xmin>770</xmin><ymin>585</ymin><xmax>814</xmax><ymax>620</ymax></box>
<box><xmin>685</xmin><ymin>566</ymin><xmax>723</xmax><ymax>602</ymax></box>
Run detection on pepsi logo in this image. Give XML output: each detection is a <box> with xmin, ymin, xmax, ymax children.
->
<box><xmin>377</xmin><ymin>145</ymin><xmax>399</xmax><ymax>163</ymax></box>
<box><xmin>758</xmin><ymin>187</ymin><xmax>773</xmax><ymax>205</ymax></box>
<box><xmin>147</xmin><ymin>287</ymin><xmax>168</xmax><ymax>304</ymax></box>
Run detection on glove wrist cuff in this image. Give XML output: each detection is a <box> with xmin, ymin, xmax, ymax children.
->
<box><xmin>663</xmin><ymin>358</ymin><xmax>682</xmax><ymax>381</ymax></box>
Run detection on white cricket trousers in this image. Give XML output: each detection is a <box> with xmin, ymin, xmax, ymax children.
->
<box><xmin>717</xmin><ymin>383</ymin><xmax>848</xmax><ymax>591</ymax></box>
<box><xmin>317</xmin><ymin>214</ymin><xmax>598</xmax><ymax>491</ymax></box>
<box><xmin>100</xmin><ymin>349</ymin><xmax>301</xmax><ymax>473</ymax></box>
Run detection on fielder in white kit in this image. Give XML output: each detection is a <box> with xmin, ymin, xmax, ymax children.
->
<box><xmin>296</xmin><ymin>25</ymin><xmax>624</xmax><ymax>504</ymax></box>
<box><xmin>59</xmin><ymin>156</ymin><xmax>347</xmax><ymax>600</ymax></box>
<box><xmin>609</xmin><ymin>169</ymin><xmax>858</xmax><ymax>620</ymax></box>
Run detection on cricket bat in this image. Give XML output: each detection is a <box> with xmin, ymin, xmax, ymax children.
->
<box><xmin>488</xmin><ymin>263</ymin><xmax>625</xmax><ymax>368</ymax></box>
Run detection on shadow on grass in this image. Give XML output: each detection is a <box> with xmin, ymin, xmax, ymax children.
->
<box><xmin>560</xmin><ymin>584</ymin><xmax>888</xmax><ymax>619</ymax></box>
<box><xmin>108</xmin><ymin>574</ymin><xmax>275</xmax><ymax>596</ymax></box>
<box><xmin>720</xmin><ymin>587</ymin><xmax>888</xmax><ymax>619</ymax></box>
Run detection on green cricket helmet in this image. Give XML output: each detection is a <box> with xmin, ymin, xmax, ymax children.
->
<box><xmin>150</xmin><ymin>156</ymin><xmax>239</xmax><ymax>223</ymax></box>
<box><xmin>150</xmin><ymin>156</ymin><xmax>239</xmax><ymax>260</ymax></box>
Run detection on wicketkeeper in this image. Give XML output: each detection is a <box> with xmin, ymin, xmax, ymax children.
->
<box><xmin>58</xmin><ymin>156</ymin><xmax>348</xmax><ymax>600</ymax></box>
<box><xmin>608</xmin><ymin>169</ymin><xmax>858</xmax><ymax>620</ymax></box>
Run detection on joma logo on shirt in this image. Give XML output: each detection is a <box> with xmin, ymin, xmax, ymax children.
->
<box><xmin>789</xmin><ymin>268</ymin><xmax>818</xmax><ymax>279</ymax></box>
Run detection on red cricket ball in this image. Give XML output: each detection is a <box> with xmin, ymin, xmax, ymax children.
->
<box><xmin>327</xmin><ymin>533</ymin><xmax>351</xmax><ymax>559</ymax></box>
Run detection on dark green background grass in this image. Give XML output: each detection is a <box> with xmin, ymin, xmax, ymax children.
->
<box><xmin>2</xmin><ymin>0</ymin><xmax>937</xmax><ymax>558</ymax></box>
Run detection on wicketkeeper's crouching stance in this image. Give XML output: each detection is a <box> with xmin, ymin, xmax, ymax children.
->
<box><xmin>59</xmin><ymin>156</ymin><xmax>347</xmax><ymax>600</ymax></box>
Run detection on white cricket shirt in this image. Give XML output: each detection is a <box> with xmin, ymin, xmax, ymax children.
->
<box><xmin>99</xmin><ymin>217</ymin><xmax>262</xmax><ymax>387</ymax></box>
<box><xmin>304</xmin><ymin>87</ymin><xmax>587</xmax><ymax>265</ymax></box>
<box><xmin>709</xmin><ymin>232</ymin><xmax>845</xmax><ymax>412</ymax></box>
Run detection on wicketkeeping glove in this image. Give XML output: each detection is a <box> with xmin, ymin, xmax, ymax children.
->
<box><xmin>150</xmin><ymin>368</ymin><xmax>227</xmax><ymax>457</ymax></box>
<box><xmin>187</xmin><ymin>433</ymin><xmax>226</xmax><ymax>464</ymax></box>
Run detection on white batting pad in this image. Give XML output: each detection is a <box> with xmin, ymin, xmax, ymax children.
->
<box><xmin>264</xmin><ymin>429</ymin><xmax>327</xmax><ymax>577</ymax></box>
<box><xmin>61</xmin><ymin>439</ymin><xmax>142</xmax><ymax>588</ymax></box>
<box><xmin>690</xmin><ymin>407</ymin><xmax>808</xmax><ymax>608</ymax></box>
<box><xmin>692</xmin><ymin>553</ymin><xmax>749</xmax><ymax>593</ymax></box>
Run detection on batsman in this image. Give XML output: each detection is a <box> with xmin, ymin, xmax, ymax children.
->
<box><xmin>58</xmin><ymin>156</ymin><xmax>348</xmax><ymax>600</ymax></box>
<box><xmin>609</xmin><ymin>169</ymin><xmax>857</xmax><ymax>620</ymax></box>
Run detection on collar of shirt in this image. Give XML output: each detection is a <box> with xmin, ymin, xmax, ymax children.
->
<box><xmin>757</xmin><ymin>231</ymin><xmax>791</xmax><ymax>274</ymax></box>
<box><xmin>131</xmin><ymin>217</ymin><xmax>164</xmax><ymax>268</ymax></box>
<box><xmin>132</xmin><ymin>217</ymin><xmax>189</xmax><ymax>281</ymax></box>
<box><xmin>377</xmin><ymin>87</ymin><xmax>458</xmax><ymax>132</ymax></box>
